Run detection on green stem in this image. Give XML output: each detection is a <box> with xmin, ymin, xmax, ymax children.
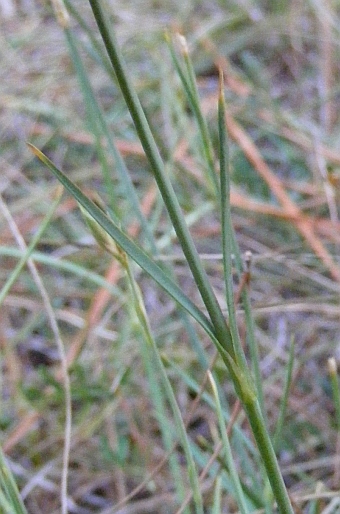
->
<box><xmin>218</xmin><ymin>73</ymin><xmax>247</xmax><ymax>368</ymax></box>
<box><xmin>244</xmin><ymin>398</ymin><xmax>294</xmax><ymax>514</ymax></box>
<box><xmin>87</xmin><ymin>0</ymin><xmax>234</xmax><ymax>358</ymax></box>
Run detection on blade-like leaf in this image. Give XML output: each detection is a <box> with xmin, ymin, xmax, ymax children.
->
<box><xmin>27</xmin><ymin>144</ymin><xmax>217</xmax><ymax>344</ymax></box>
<box><xmin>87</xmin><ymin>0</ymin><xmax>234</xmax><ymax>359</ymax></box>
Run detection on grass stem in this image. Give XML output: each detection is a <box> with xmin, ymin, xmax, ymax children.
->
<box><xmin>87</xmin><ymin>0</ymin><xmax>234</xmax><ymax>358</ymax></box>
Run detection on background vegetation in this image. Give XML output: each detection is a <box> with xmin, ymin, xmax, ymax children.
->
<box><xmin>0</xmin><ymin>0</ymin><xmax>340</xmax><ymax>512</ymax></box>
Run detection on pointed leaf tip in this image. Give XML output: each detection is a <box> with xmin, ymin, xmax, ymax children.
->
<box><xmin>27</xmin><ymin>142</ymin><xmax>45</xmax><ymax>161</ymax></box>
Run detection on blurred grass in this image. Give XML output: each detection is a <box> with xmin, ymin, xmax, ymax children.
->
<box><xmin>1</xmin><ymin>0</ymin><xmax>340</xmax><ymax>513</ymax></box>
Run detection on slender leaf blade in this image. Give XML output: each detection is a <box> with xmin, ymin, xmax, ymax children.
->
<box><xmin>27</xmin><ymin>143</ymin><xmax>216</xmax><ymax>343</ymax></box>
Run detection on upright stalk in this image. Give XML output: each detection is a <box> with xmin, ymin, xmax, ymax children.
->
<box><xmin>87</xmin><ymin>0</ymin><xmax>235</xmax><ymax>359</ymax></box>
<box><xmin>31</xmin><ymin>4</ymin><xmax>296</xmax><ymax>512</ymax></box>
<box><xmin>218</xmin><ymin>73</ymin><xmax>293</xmax><ymax>514</ymax></box>
<box><xmin>244</xmin><ymin>398</ymin><xmax>294</xmax><ymax>514</ymax></box>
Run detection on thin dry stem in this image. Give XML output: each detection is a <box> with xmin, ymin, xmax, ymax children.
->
<box><xmin>0</xmin><ymin>194</ymin><xmax>72</xmax><ymax>514</ymax></box>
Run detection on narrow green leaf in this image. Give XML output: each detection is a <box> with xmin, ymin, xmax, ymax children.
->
<box><xmin>208</xmin><ymin>371</ymin><xmax>249</xmax><ymax>514</ymax></box>
<box><xmin>0</xmin><ymin>246</ymin><xmax>121</xmax><ymax>296</ymax></box>
<box><xmin>27</xmin><ymin>143</ymin><xmax>216</xmax><ymax>343</ymax></box>
<box><xmin>0</xmin><ymin>186</ymin><xmax>63</xmax><ymax>308</ymax></box>
<box><xmin>125</xmin><ymin>258</ymin><xmax>201</xmax><ymax>512</ymax></box>
<box><xmin>64</xmin><ymin>27</ymin><xmax>156</xmax><ymax>251</ymax></box>
<box><xmin>0</xmin><ymin>446</ymin><xmax>28</xmax><ymax>514</ymax></box>
<box><xmin>218</xmin><ymin>71</ymin><xmax>247</xmax><ymax>370</ymax></box>
<box><xmin>212</xmin><ymin>476</ymin><xmax>222</xmax><ymax>514</ymax></box>
<box><xmin>218</xmin><ymin>73</ymin><xmax>264</xmax><ymax>414</ymax></box>
<box><xmin>166</xmin><ymin>33</ymin><xmax>219</xmax><ymax>195</ymax></box>
<box><xmin>87</xmin><ymin>0</ymin><xmax>234</xmax><ymax>359</ymax></box>
<box><xmin>273</xmin><ymin>336</ymin><xmax>295</xmax><ymax>450</ymax></box>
